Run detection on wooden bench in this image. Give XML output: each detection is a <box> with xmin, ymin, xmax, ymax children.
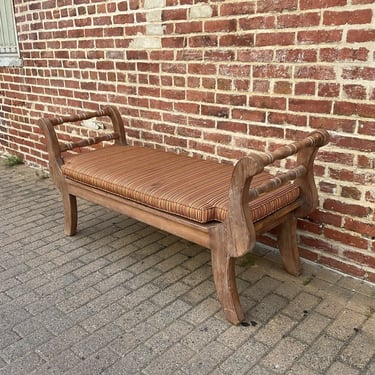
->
<box><xmin>38</xmin><ymin>105</ymin><xmax>329</xmax><ymax>325</ymax></box>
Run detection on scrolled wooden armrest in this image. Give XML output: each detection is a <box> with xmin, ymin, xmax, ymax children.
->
<box><xmin>59</xmin><ymin>133</ymin><xmax>121</xmax><ymax>152</ymax></box>
<box><xmin>38</xmin><ymin>105</ymin><xmax>127</xmax><ymax>187</ymax></box>
<box><xmin>248</xmin><ymin>165</ymin><xmax>307</xmax><ymax>201</ymax></box>
<box><xmin>219</xmin><ymin>130</ymin><xmax>330</xmax><ymax>258</ymax></box>
<box><xmin>48</xmin><ymin>108</ymin><xmax>109</xmax><ymax>126</ymax></box>
<box><xmin>256</xmin><ymin>129</ymin><xmax>329</xmax><ymax>167</ymax></box>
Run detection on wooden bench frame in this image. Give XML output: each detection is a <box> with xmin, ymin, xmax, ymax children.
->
<box><xmin>38</xmin><ymin>105</ymin><xmax>329</xmax><ymax>325</ymax></box>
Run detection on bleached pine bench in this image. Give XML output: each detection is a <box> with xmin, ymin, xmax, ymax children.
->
<box><xmin>38</xmin><ymin>105</ymin><xmax>329</xmax><ymax>325</ymax></box>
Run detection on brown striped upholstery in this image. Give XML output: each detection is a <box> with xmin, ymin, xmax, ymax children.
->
<box><xmin>61</xmin><ymin>145</ymin><xmax>300</xmax><ymax>224</ymax></box>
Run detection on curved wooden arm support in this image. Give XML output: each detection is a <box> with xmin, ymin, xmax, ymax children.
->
<box><xmin>220</xmin><ymin>130</ymin><xmax>329</xmax><ymax>258</ymax></box>
<box><xmin>38</xmin><ymin>105</ymin><xmax>126</xmax><ymax>189</ymax></box>
<box><xmin>38</xmin><ymin>106</ymin><xmax>127</xmax><ymax>236</ymax></box>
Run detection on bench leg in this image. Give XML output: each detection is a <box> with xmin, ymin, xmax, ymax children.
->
<box><xmin>277</xmin><ymin>214</ymin><xmax>302</xmax><ymax>276</ymax></box>
<box><xmin>62</xmin><ymin>193</ymin><xmax>77</xmax><ymax>236</ymax></box>
<box><xmin>211</xmin><ymin>249</ymin><xmax>245</xmax><ymax>325</ymax></box>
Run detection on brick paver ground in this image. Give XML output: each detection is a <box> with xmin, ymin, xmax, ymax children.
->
<box><xmin>1</xmin><ymin>162</ymin><xmax>374</xmax><ymax>374</ymax></box>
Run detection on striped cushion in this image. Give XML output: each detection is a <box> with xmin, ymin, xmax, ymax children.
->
<box><xmin>61</xmin><ymin>145</ymin><xmax>300</xmax><ymax>224</ymax></box>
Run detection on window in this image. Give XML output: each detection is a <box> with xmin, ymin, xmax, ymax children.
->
<box><xmin>0</xmin><ymin>0</ymin><xmax>22</xmax><ymax>67</ymax></box>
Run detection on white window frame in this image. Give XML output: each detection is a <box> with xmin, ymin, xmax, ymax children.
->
<box><xmin>0</xmin><ymin>0</ymin><xmax>22</xmax><ymax>67</ymax></box>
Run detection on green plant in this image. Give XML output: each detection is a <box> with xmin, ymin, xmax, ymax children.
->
<box><xmin>4</xmin><ymin>154</ymin><xmax>23</xmax><ymax>167</ymax></box>
<box><xmin>365</xmin><ymin>306</ymin><xmax>375</xmax><ymax>318</ymax></box>
<box><xmin>238</xmin><ymin>253</ymin><xmax>257</xmax><ymax>267</ymax></box>
<box><xmin>302</xmin><ymin>273</ymin><xmax>316</xmax><ymax>285</ymax></box>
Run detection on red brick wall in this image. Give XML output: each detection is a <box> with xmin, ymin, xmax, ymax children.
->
<box><xmin>1</xmin><ymin>0</ymin><xmax>374</xmax><ymax>281</ymax></box>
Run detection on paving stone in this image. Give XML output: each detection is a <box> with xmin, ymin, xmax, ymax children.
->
<box><xmin>1</xmin><ymin>326</ymin><xmax>53</xmax><ymax>363</ymax></box>
<box><xmin>0</xmin><ymin>305</ymin><xmax>32</xmax><ymax>332</ymax></box>
<box><xmin>326</xmin><ymin>361</ymin><xmax>361</xmax><ymax>375</ymax></box>
<box><xmin>133</xmin><ymin>236</ymin><xmax>164</xmax><ymax>256</ymax></box>
<box><xmin>218</xmin><ymin>349</ymin><xmax>253</xmax><ymax>374</ymax></box>
<box><xmin>255</xmin><ymin>313</ymin><xmax>297</xmax><ymax>346</ymax></box>
<box><xmin>153</xmin><ymin>265</ymin><xmax>191</xmax><ymax>289</ymax></box>
<box><xmin>0</xmin><ymin>264</ymin><xmax>30</xmax><ymax>282</ymax></box>
<box><xmin>232</xmin><ymin>338</ymin><xmax>269</xmax><ymax>368</ymax></box>
<box><xmin>25</xmin><ymin>249</ymin><xmax>64</xmax><ymax>268</ymax></box>
<box><xmin>145</xmin><ymin>320</ymin><xmax>194</xmax><ymax>355</ymax></box>
<box><xmin>0</xmin><ymin>250</ymin><xmax>40</xmax><ymax>271</ymax></box>
<box><xmin>79</xmin><ymin>243</ymin><xmax>116</xmax><ymax>260</ymax></box>
<box><xmin>64</xmin><ymin>303</ymin><xmax>101</xmax><ymax>327</ymax></box>
<box><xmin>143</xmin><ymin>343</ymin><xmax>195</xmax><ymax>375</ymax></box>
<box><xmin>286</xmin><ymin>363</ymin><xmax>320</xmax><ymax>375</ymax></box>
<box><xmin>35</xmin><ymin>273</ymin><xmax>77</xmax><ymax>296</ymax></box>
<box><xmin>0</xmin><ymin>357</ymin><xmax>7</xmax><ymax>370</ymax></box>
<box><xmin>48</xmin><ymin>256</ymin><xmax>88</xmax><ymax>276</ymax></box>
<box><xmin>32</xmin><ymin>306</ymin><xmax>76</xmax><ymax>335</ymax></box>
<box><xmin>247</xmin><ymin>365</ymin><xmax>279</xmax><ymax>374</ymax></box>
<box><xmin>182</xmin><ymin>264</ymin><xmax>213</xmax><ymax>287</ymax></box>
<box><xmin>104</xmin><ymin>244</ymin><xmax>138</xmax><ymax>262</ymax></box>
<box><xmin>113</xmin><ymin>300</ymin><xmax>160</xmax><ymax>330</ymax></box>
<box><xmin>125</xmin><ymin>268</ymin><xmax>162</xmax><ymax>290</ymax></box>
<box><xmin>36</xmin><ymin>326</ymin><xmax>88</xmax><ymax>361</ymax></box>
<box><xmin>290</xmin><ymin>312</ymin><xmax>332</xmax><ymax>344</ymax></box>
<box><xmin>217</xmin><ymin>321</ymin><xmax>259</xmax><ymax>350</ymax></box>
<box><xmin>71</xmin><ymin>323</ymin><xmax>125</xmax><ymax>359</ymax></box>
<box><xmin>56</xmin><ymin>287</ymin><xmax>101</xmax><ymax>314</ymax></box>
<box><xmin>0</xmin><ymin>351</ymin><xmax>45</xmax><ymax>375</ymax></box>
<box><xmin>274</xmin><ymin>280</ymin><xmax>302</xmax><ymax>300</ymax></box>
<box><xmin>181</xmin><ymin>249</ymin><xmax>211</xmax><ymax>271</ymax></box>
<box><xmin>0</xmin><ymin>330</ymin><xmax>21</xmax><ymax>350</ymax></box>
<box><xmin>0</xmin><ymin>278</ymin><xmax>21</xmax><ymax>293</ymax></box>
<box><xmin>249</xmin><ymin>293</ymin><xmax>289</xmax><ymax>323</ymax></box>
<box><xmin>52</xmin><ymin>247</ymin><xmax>89</xmax><ymax>266</ymax></box>
<box><xmin>79</xmin><ymin>303</ymin><xmax>126</xmax><ymax>333</ymax></box>
<box><xmin>180</xmin><ymin>280</ymin><xmax>214</xmax><ymax>308</ymax></box>
<box><xmin>109</xmin><ymin>322</ymin><xmax>158</xmax><ymax>356</ymax></box>
<box><xmin>362</xmin><ymin>315</ymin><xmax>375</xmax><ymax>336</ymax></box>
<box><xmin>151</xmin><ymin>281</ymin><xmax>190</xmax><ymax>307</ymax></box>
<box><xmin>337</xmin><ymin>275</ymin><xmax>370</xmax><ymax>293</ymax></box>
<box><xmin>110</xmin><ymin>233</ymin><xmax>142</xmax><ymax>250</ymax></box>
<box><xmin>155</xmin><ymin>253</ymin><xmax>189</xmax><ymax>272</ymax></box>
<box><xmin>64</xmin><ymin>271</ymin><xmax>106</xmax><ymax>295</ymax></box>
<box><xmin>326</xmin><ymin>309</ymin><xmax>367</xmax><ymax>341</ymax></box>
<box><xmin>183</xmin><ymin>297</ymin><xmax>221</xmax><ymax>325</ymax></box>
<box><xmin>86</xmin><ymin>285</ymin><xmax>130</xmax><ymax>313</ymax></box>
<box><xmin>130</xmin><ymin>254</ymin><xmax>165</xmax><ymax>276</ymax></box>
<box><xmin>303</xmin><ymin>277</ymin><xmax>335</xmax><ymax>298</ymax></box>
<box><xmin>299</xmin><ymin>334</ymin><xmax>345</xmax><ymax>372</ymax></box>
<box><xmin>182</xmin><ymin>318</ymin><xmax>228</xmax><ymax>351</ymax></box>
<box><xmin>64</xmin><ymin>346</ymin><xmax>120</xmax><ymax>375</ymax></box>
<box><xmin>146</xmin><ymin>299</ymin><xmax>192</xmax><ymax>328</ymax></box>
<box><xmin>340</xmin><ymin>318</ymin><xmax>375</xmax><ymax>369</ymax></box>
<box><xmin>314</xmin><ymin>265</ymin><xmax>343</xmax><ymax>284</ymax></box>
<box><xmin>72</xmin><ymin>258</ymin><xmax>112</xmax><ymax>278</ymax></box>
<box><xmin>346</xmin><ymin>292</ymin><xmax>375</xmax><ymax>315</ymax></box>
<box><xmin>365</xmin><ymin>358</ymin><xmax>375</xmax><ymax>375</ymax></box>
<box><xmin>155</xmin><ymin>240</ymin><xmax>187</xmax><ymax>258</ymax></box>
<box><xmin>242</xmin><ymin>275</ymin><xmax>281</xmax><ymax>302</ymax></box>
<box><xmin>102</xmin><ymin>344</ymin><xmax>156</xmax><ymax>374</ymax></box>
<box><xmin>282</xmin><ymin>292</ymin><xmax>321</xmax><ymax>319</ymax></box>
<box><xmin>6</xmin><ymin>274</ymin><xmax>50</xmax><ymax>299</ymax></box>
<box><xmin>100</xmin><ymin>255</ymin><xmax>138</xmax><ymax>276</ymax></box>
<box><xmin>157</xmin><ymin>233</ymin><xmax>182</xmax><ymax>247</ymax></box>
<box><xmin>260</xmin><ymin>337</ymin><xmax>307</xmax><ymax>373</ymax></box>
<box><xmin>182</xmin><ymin>340</ymin><xmax>233</xmax><ymax>374</ymax></box>
<box><xmin>118</xmin><ymin>283</ymin><xmax>160</xmax><ymax>310</ymax></box>
<box><xmin>315</xmin><ymin>295</ymin><xmax>346</xmax><ymax>318</ymax></box>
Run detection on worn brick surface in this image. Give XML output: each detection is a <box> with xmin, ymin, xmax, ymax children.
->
<box><xmin>0</xmin><ymin>163</ymin><xmax>374</xmax><ymax>374</ymax></box>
